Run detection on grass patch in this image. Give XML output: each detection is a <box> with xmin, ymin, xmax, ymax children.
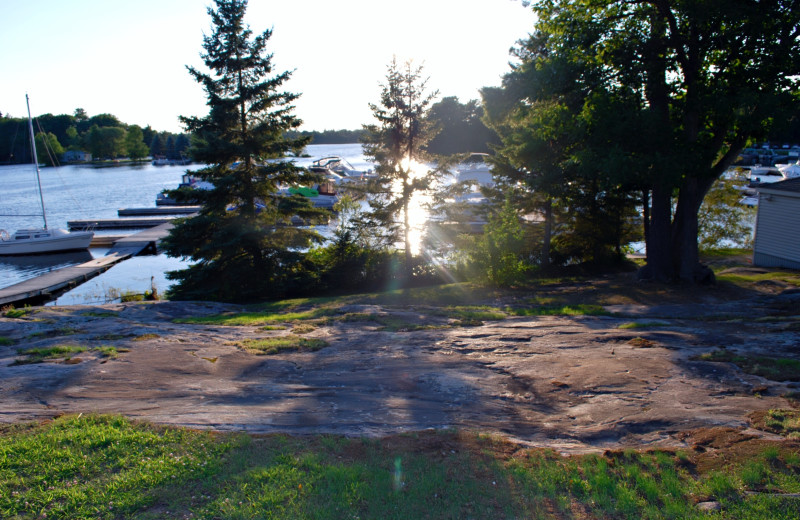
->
<box><xmin>260</xmin><ymin>325</ymin><xmax>286</xmax><ymax>331</ymax></box>
<box><xmin>81</xmin><ymin>311</ymin><xmax>120</xmax><ymax>318</ymax></box>
<box><xmin>176</xmin><ymin>307</ymin><xmax>337</xmax><ymax>326</ymax></box>
<box><xmin>694</xmin><ymin>350</ymin><xmax>800</xmax><ymax>382</ymax></box>
<box><xmin>93</xmin><ymin>333</ymin><xmax>129</xmax><ymax>341</ymax></box>
<box><xmin>27</xmin><ymin>327</ymin><xmax>83</xmax><ymax>339</ymax></box>
<box><xmin>752</xmin><ymin>409</ymin><xmax>800</xmax><ymax>439</ymax></box>
<box><xmin>0</xmin><ymin>337</ymin><xmax>14</xmax><ymax>346</ymax></box>
<box><xmin>2</xmin><ymin>415</ymin><xmax>800</xmax><ymax>519</ymax></box>
<box><xmin>13</xmin><ymin>345</ymin><xmax>87</xmax><ymax>365</ymax></box>
<box><xmin>440</xmin><ymin>305</ymin><xmax>507</xmax><ymax>322</ymax></box>
<box><xmin>3</xmin><ymin>307</ymin><xmax>32</xmax><ymax>319</ymax></box>
<box><xmin>507</xmin><ymin>304</ymin><xmax>610</xmax><ymax>317</ymax></box>
<box><xmin>237</xmin><ymin>336</ymin><xmax>328</xmax><ymax>355</ymax></box>
<box><xmin>716</xmin><ymin>270</ymin><xmax>800</xmax><ymax>287</ymax></box>
<box><xmin>618</xmin><ymin>321</ymin><xmax>669</xmax><ymax>329</ymax></box>
<box><xmin>291</xmin><ymin>323</ymin><xmax>316</xmax><ymax>335</ymax></box>
<box><xmin>93</xmin><ymin>346</ymin><xmax>130</xmax><ymax>360</ymax></box>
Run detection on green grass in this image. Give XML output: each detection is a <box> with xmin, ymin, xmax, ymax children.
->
<box><xmin>2</xmin><ymin>415</ymin><xmax>799</xmax><ymax>519</ymax></box>
<box><xmin>694</xmin><ymin>350</ymin><xmax>800</xmax><ymax>382</ymax></box>
<box><xmin>12</xmin><ymin>345</ymin><xmax>131</xmax><ymax>365</ymax></box>
<box><xmin>175</xmin><ymin>307</ymin><xmax>337</xmax><ymax>326</ymax></box>
<box><xmin>438</xmin><ymin>305</ymin><xmax>507</xmax><ymax>322</ymax></box>
<box><xmin>507</xmin><ymin>304</ymin><xmax>610</xmax><ymax>316</ymax></box>
<box><xmin>237</xmin><ymin>336</ymin><xmax>328</xmax><ymax>355</ymax></box>
<box><xmin>618</xmin><ymin>321</ymin><xmax>669</xmax><ymax>329</ymax></box>
<box><xmin>3</xmin><ymin>307</ymin><xmax>32</xmax><ymax>319</ymax></box>
<box><xmin>716</xmin><ymin>270</ymin><xmax>800</xmax><ymax>287</ymax></box>
<box><xmin>81</xmin><ymin>311</ymin><xmax>120</xmax><ymax>318</ymax></box>
<box><xmin>759</xmin><ymin>409</ymin><xmax>800</xmax><ymax>439</ymax></box>
<box><xmin>13</xmin><ymin>345</ymin><xmax>87</xmax><ymax>365</ymax></box>
<box><xmin>93</xmin><ymin>346</ymin><xmax>130</xmax><ymax>360</ymax></box>
<box><xmin>0</xmin><ymin>337</ymin><xmax>14</xmax><ymax>346</ymax></box>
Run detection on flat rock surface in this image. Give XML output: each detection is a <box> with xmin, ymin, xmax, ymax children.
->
<box><xmin>1</xmin><ymin>296</ymin><xmax>798</xmax><ymax>453</ymax></box>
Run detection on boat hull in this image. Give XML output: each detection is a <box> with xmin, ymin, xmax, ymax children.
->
<box><xmin>0</xmin><ymin>230</ymin><xmax>94</xmax><ymax>256</ymax></box>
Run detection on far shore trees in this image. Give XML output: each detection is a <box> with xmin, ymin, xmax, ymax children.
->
<box><xmin>362</xmin><ymin>58</ymin><xmax>439</xmax><ymax>282</ymax></box>
<box><xmin>162</xmin><ymin>0</ymin><xmax>324</xmax><ymax>302</ymax></box>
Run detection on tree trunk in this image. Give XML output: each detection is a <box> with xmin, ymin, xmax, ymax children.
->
<box><xmin>671</xmin><ymin>176</ymin><xmax>717</xmax><ymax>284</ymax></box>
<box><xmin>542</xmin><ymin>198</ymin><xmax>552</xmax><ymax>268</ymax></box>
<box><xmin>639</xmin><ymin>181</ymin><xmax>673</xmax><ymax>281</ymax></box>
<box><xmin>641</xmin><ymin>189</ymin><xmax>650</xmax><ymax>251</ymax></box>
<box><xmin>403</xmin><ymin>178</ymin><xmax>412</xmax><ymax>283</ymax></box>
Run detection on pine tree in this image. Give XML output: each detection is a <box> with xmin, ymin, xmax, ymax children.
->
<box><xmin>162</xmin><ymin>0</ymin><xmax>324</xmax><ymax>302</ymax></box>
<box><xmin>362</xmin><ymin>58</ymin><xmax>438</xmax><ymax>282</ymax></box>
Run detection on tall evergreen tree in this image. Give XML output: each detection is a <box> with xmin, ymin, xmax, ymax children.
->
<box><xmin>362</xmin><ymin>58</ymin><xmax>439</xmax><ymax>281</ymax></box>
<box><xmin>161</xmin><ymin>0</ymin><xmax>322</xmax><ymax>302</ymax></box>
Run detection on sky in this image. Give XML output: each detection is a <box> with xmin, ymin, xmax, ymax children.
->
<box><xmin>1</xmin><ymin>0</ymin><xmax>536</xmax><ymax>133</ymax></box>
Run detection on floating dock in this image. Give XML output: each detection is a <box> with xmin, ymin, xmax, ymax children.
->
<box><xmin>117</xmin><ymin>206</ymin><xmax>200</xmax><ymax>217</ymax></box>
<box><xmin>68</xmin><ymin>217</ymin><xmax>179</xmax><ymax>230</ymax></box>
<box><xmin>0</xmin><ymin>222</ymin><xmax>175</xmax><ymax>307</ymax></box>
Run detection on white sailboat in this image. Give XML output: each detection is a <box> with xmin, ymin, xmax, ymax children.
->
<box><xmin>0</xmin><ymin>95</ymin><xmax>93</xmax><ymax>255</ymax></box>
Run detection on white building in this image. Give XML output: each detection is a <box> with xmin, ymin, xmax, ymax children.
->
<box><xmin>752</xmin><ymin>178</ymin><xmax>800</xmax><ymax>269</ymax></box>
<box><xmin>62</xmin><ymin>150</ymin><xmax>92</xmax><ymax>162</ymax></box>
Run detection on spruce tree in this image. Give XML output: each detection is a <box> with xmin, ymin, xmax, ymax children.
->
<box><xmin>162</xmin><ymin>0</ymin><xmax>324</xmax><ymax>302</ymax></box>
<box><xmin>362</xmin><ymin>58</ymin><xmax>438</xmax><ymax>282</ymax></box>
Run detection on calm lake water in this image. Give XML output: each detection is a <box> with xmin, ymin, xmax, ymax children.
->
<box><xmin>0</xmin><ymin>143</ymin><xmax>370</xmax><ymax>305</ymax></box>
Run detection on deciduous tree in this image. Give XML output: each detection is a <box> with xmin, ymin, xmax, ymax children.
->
<box><xmin>124</xmin><ymin>125</ymin><xmax>150</xmax><ymax>161</ymax></box>
<box><xmin>493</xmin><ymin>0</ymin><xmax>800</xmax><ymax>282</ymax></box>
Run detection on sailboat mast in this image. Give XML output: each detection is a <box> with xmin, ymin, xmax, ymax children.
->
<box><xmin>25</xmin><ymin>94</ymin><xmax>48</xmax><ymax>230</ymax></box>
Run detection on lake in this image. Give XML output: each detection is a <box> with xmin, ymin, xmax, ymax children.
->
<box><xmin>0</xmin><ymin>143</ymin><xmax>370</xmax><ymax>305</ymax></box>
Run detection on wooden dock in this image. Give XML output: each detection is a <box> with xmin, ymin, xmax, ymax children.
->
<box><xmin>68</xmin><ymin>217</ymin><xmax>179</xmax><ymax>230</ymax></box>
<box><xmin>0</xmin><ymin>222</ymin><xmax>176</xmax><ymax>307</ymax></box>
<box><xmin>0</xmin><ymin>253</ymin><xmax>131</xmax><ymax>307</ymax></box>
<box><xmin>118</xmin><ymin>206</ymin><xmax>200</xmax><ymax>216</ymax></box>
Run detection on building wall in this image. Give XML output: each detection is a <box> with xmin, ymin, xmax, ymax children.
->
<box><xmin>753</xmin><ymin>192</ymin><xmax>800</xmax><ymax>269</ymax></box>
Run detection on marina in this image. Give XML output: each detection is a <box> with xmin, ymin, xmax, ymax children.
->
<box><xmin>0</xmin><ymin>143</ymin><xmax>369</xmax><ymax>305</ymax></box>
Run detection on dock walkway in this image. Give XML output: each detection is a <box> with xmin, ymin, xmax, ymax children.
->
<box><xmin>0</xmin><ymin>222</ymin><xmax>175</xmax><ymax>307</ymax></box>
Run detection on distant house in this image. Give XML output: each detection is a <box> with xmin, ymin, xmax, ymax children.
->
<box><xmin>62</xmin><ymin>150</ymin><xmax>92</xmax><ymax>162</ymax></box>
<box><xmin>752</xmin><ymin>178</ymin><xmax>800</xmax><ymax>269</ymax></box>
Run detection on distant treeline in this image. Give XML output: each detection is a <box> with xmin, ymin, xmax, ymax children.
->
<box><xmin>290</xmin><ymin>97</ymin><xmax>501</xmax><ymax>155</ymax></box>
<box><xmin>1</xmin><ymin>95</ymin><xmax>590</xmax><ymax>165</ymax></box>
<box><xmin>0</xmin><ymin>108</ymin><xmax>189</xmax><ymax>164</ymax></box>
<box><xmin>287</xmin><ymin>129</ymin><xmax>364</xmax><ymax>144</ymax></box>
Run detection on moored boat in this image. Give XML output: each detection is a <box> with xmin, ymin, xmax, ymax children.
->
<box><xmin>0</xmin><ymin>95</ymin><xmax>94</xmax><ymax>256</ymax></box>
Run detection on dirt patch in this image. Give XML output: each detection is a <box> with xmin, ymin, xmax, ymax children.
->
<box><xmin>1</xmin><ymin>282</ymin><xmax>799</xmax><ymax>453</ymax></box>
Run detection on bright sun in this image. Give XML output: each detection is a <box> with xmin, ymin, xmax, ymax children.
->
<box><xmin>395</xmin><ymin>159</ymin><xmax>431</xmax><ymax>256</ymax></box>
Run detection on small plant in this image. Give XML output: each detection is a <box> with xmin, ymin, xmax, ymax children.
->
<box><xmin>0</xmin><ymin>336</ymin><xmax>14</xmax><ymax>346</ymax></box>
<box><xmin>120</xmin><ymin>290</ymin><xmax>145</xmax><ymax>302</ymax></box>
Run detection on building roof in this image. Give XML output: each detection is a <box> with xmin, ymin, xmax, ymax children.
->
<box><xmin>758</xmin><ymin>177</ymin><xmax>800</xmax><ymax>195</ymax></box>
